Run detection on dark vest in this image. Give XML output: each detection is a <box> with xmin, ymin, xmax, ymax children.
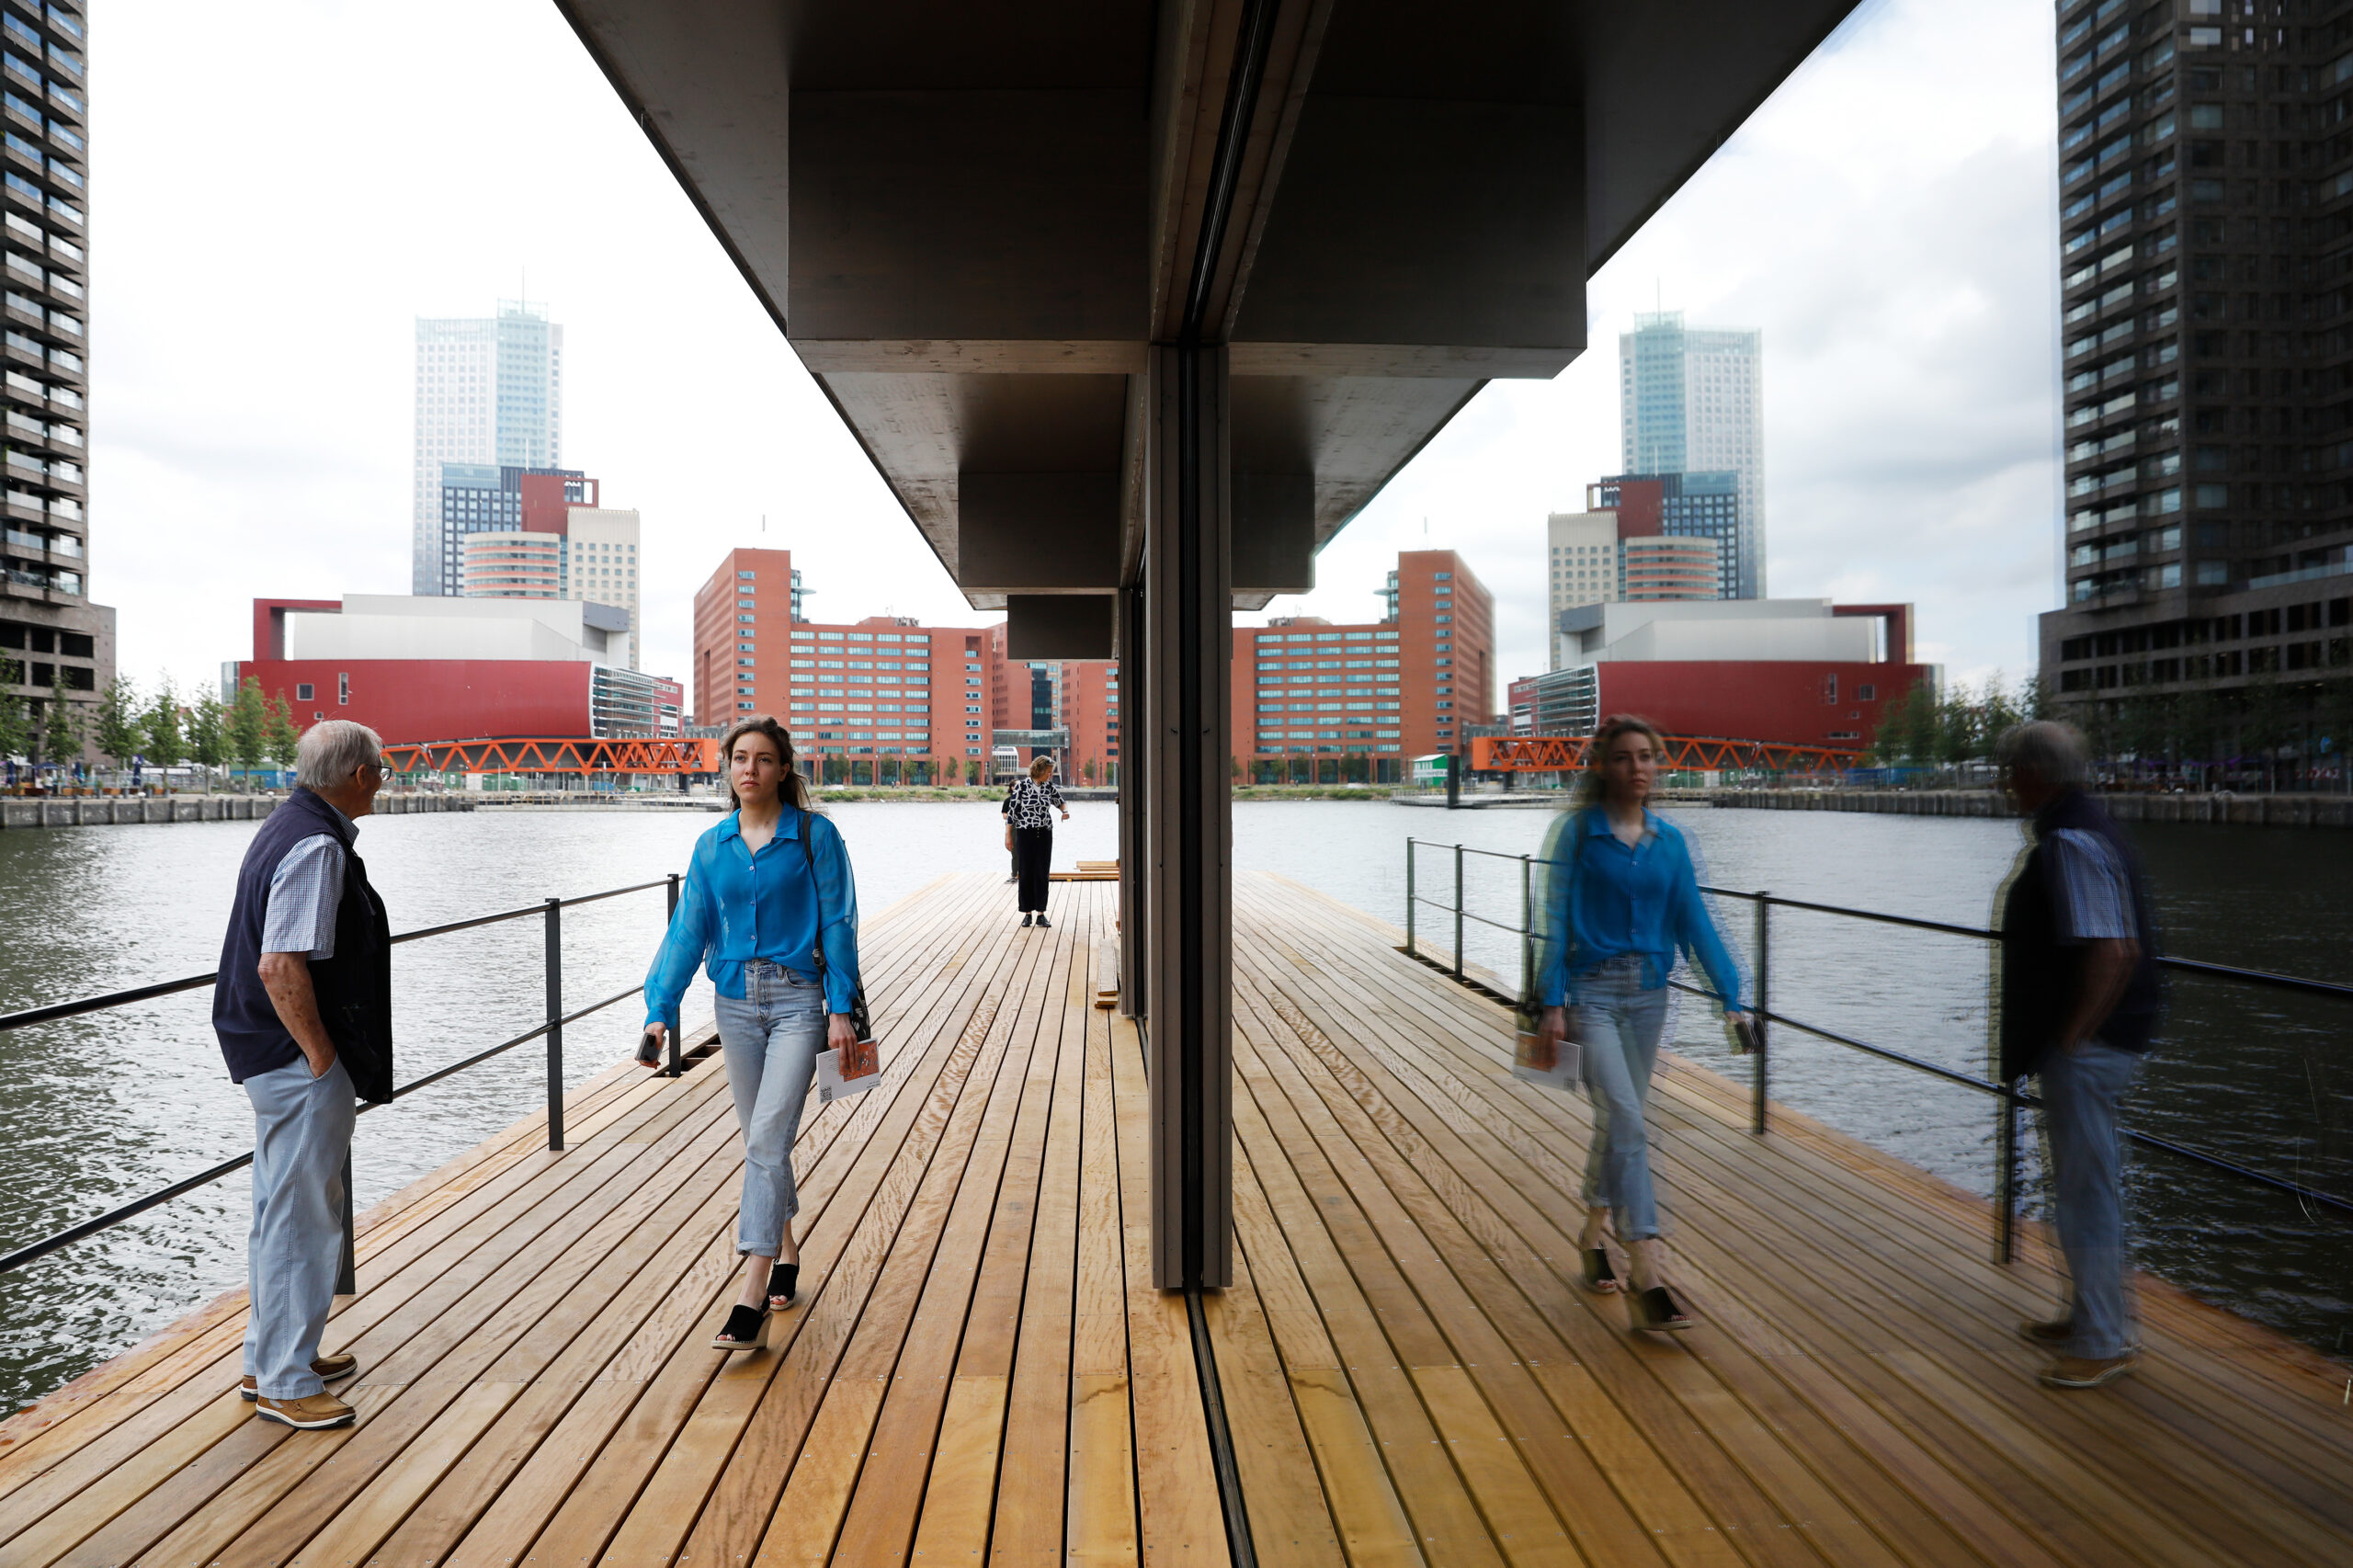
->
<box><xmin>212</xmin><ymin>788</ymin><xmax>394</xmax><ymax>1102</ymax></box>
<box><xmin>1998</xmin><ymin>788</ymin><xmax>2163</xmax><ymax>1080</ymax></box>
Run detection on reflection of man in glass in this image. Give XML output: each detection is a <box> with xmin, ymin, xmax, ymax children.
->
<box><xmin>1996</xmin><ymin>721</ymin><xmax>2164</xmax><ymax>1390</ymax></box>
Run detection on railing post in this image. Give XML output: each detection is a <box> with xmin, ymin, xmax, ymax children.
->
<box><xmin>1404</xmin><ymin>839</ymin><xmax>1416</xmax><ymax>959</ymax></box>
<box><xmin>1752</xmin><ymin>893</ymin><xmax>1769</xmax><ymax>1135</ymax></box>
<box><xmin>664</xmin><ymin>873</ymin><xmax>685</xmax><ymax>1077</ymax></box>
<box><xmin>1452</xmin><ymin>844</ymin><xmax>1465</xmax><ymax>981</ymax></box>
<box><xmin>544</xmin><ymin>897</ymin><xmax>564</xmax><ymax>1153</ymax></box>
<box><xmin>1996</xmin><ymin>1080</ymin><xmax>2018</xmax><ymax>1264</ymax></box>
<box><xmin>1519</xmin><ymin>853</ymin><xmax>1535</xmax><ymax>1009</ymax></box>
<box><xmin>335</xmin><ymin>1149</ymin><xmax>356</xmax><ymax>1295</ymax></box>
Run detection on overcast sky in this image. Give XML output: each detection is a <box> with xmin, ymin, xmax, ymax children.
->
<box><xmin>97</xmin><ymin>0</ymin><xmax>2058</xmax><ymax>706</ymax></box>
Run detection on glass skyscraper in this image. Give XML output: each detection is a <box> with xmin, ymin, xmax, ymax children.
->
<box><xmin>411</xmin><ymin>301</ymin><xmax>564</xmax><ymax>595</ymax></box>
<box><xmin>1619</xmin><ymin>311</ymin><xmax>1765</xmax><ymax>598</ymax></box>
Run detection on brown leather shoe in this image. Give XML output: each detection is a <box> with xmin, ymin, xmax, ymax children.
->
<box><xmin>2018</xmin><ymin>1317</ymin><xmax>2074</xmax><ymax>1346</ymax></box>
<box><xmin>253</xmin><ymin>1392</ymin><xmax>356</xmax><ymax>1429</ymax></box>
<box><xmin>240</xmin><ymin>1352</ymin><xmax>359</xmax><ymax>1402</ymax></box>
<box><xmin>2039</xmin><ymin>1353</ymin><xmax>2138</xmax><ymax>1389</ymax></box>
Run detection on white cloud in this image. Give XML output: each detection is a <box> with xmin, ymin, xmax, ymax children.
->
<box><xmin>95</xmin><ymin>0</ymin><xmax>2062</xmax><ymax>713</ymax></box>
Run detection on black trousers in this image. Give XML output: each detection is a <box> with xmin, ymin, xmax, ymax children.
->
<box><xmin>1014</xmin><ymin>825</ymin><xmax>1053</xmax><ymax>912</ymax></box>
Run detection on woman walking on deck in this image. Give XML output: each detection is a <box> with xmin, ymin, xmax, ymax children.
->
<box><xmin>1529</xmin><ymin>714</ymin><xmax>1749</xmax><ymax>1333</ymax></box>
<box><xmin>1002</xmin><ymin>756</ymin><xmax>1069</xmax><ymax>927</ymax></box>
<box><xmin>642</xmin><ymin>715</ymin><xmax>861</xmax><ymax>1352</ymax></box>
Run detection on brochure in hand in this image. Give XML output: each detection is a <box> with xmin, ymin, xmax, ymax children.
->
<box><xmin>1511</xmin><ymin>1006</ymin><xmax>1584</xmax><ymax>1092</ymax></box>
<box><xmin>816</xmin><ymin>1042</ymin><xmax>881</xmax><ymax>1103</ymax></box>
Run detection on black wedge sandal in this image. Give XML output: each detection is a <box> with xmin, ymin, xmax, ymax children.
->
<box><xmin>1579</xmin><ymin>1248</ymin><xmax>1620</xmax><ymax>1294</ymax></box>
<box><xmin>1627</xmin><ymin>1284</ymin><xmax>1698</xmax><ymax>1333</ymax></box>
<box><xmin>767</xmin><ymin>1262</ymin><xmax>800</xmax><ymax>1311</ymax></box>
<box><xmin>710</xmin><ymin>1301</ymin><xmax>770</xmax><ymax>1352</ymax></box>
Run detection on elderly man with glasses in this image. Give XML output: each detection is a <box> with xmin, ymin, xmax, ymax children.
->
<box><xmin>211</xmin><ymin>720</ymin><xmax>396</xmax><ymax>1430</ymax></box>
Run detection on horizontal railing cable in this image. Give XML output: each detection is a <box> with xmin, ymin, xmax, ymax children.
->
<box><xmin>0</xmin><ymin>874</ymin><xmax>682</xmax><ymax>1277</ymax></box>
<box><xmin>0</xmin><ymin>878</ymin><xmax>673</xmax><ymax>1035</ymax></box>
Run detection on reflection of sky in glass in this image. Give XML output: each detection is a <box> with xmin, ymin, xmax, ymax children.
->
<box><xmin>2</xmin><ymin>800</ymin><xmax>2344</xmax><ymax>1411</ymax></box>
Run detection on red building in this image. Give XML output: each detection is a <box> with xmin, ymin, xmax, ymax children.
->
<box><xmin>1521</xmin><ymin>600</ymin><xmax>1928</xmax><ymax>752</ymax></box>
<box><xmin>1230</xmin><ymin>549</ymin><xmax>1493</xmax><ymax>780</ymax></box>
<box><xmin>694</xmin><ymin>548</ymin><xmax>1003</xmax><ymax>778</ymax></box>
<box><xmin>231</xmin><ymin>596</ymin><xmax>683</xmax><ymax>744</ymax></box>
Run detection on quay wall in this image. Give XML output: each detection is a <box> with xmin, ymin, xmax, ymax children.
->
<box><xmin>1711</xmin><ymin>790</ymin><xmax>2353</xmax><ymax>828</ymax></box>
<box><xmin>0</xmin><ymin>793</ymin><xmax>473</xmax><ymax>831</ymax></box>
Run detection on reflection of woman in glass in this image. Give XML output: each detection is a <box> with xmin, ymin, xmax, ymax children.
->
<box><xmin>643</xmin><ymin>716</ymin><xmax>860</xmax><ymax>1352</ymax></box>
<box><xmin>1530</xmin><ymin>715</ymin><xmax>1748</xmax><ymax>1332</ymax></box>
<box><xmin>1001</xmin><ymin>755</ymin><xmax>1069</xmax><ymax>927</ymax></box>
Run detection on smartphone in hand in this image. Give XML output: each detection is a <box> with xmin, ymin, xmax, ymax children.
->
<box><xmin>636</xmin><ymin>1029</ymin><xmax>665</xmax><ymax>1067</ymax></box>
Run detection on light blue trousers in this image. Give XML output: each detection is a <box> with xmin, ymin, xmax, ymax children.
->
<box><xmin>714</xmin><ymin>959</ymin><xmax>828</xmax><ymax>1257</ymax></box>
<box><xmin>1577</xmin><ymin>957</ymin><xmax>1671</xmax><ymax>1241</ymax></box>
<box><xmin>241</xmin><ymin>1054</ymin><xmax>356</xmax><ymax>1401</ymax></box>
<box><xmin>2040</xmin><ymin>1038</ymin><xmax>2143</xmax><ymax>1359</ymax></box>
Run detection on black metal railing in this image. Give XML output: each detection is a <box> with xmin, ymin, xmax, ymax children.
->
<box><xmin>1404</xmin><ymin>836</ymin><xmax>2353</xmax><ymax>1262</ymax></box>
<box><xmin>0</xmin><ymin>873</ymin><xmax>687</xmax><ymax>1280</ymax></box>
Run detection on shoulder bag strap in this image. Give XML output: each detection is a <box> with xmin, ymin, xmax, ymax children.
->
<box><xmin>799</xmin><ymin>807</ymin><xmax>827</xmax><ymax>976</ymax></box>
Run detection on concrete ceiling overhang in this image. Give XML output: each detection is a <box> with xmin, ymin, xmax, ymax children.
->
<box><xmin>557</xmin><ymin>0</ymin><xmax>1861</xmax><ymax>610</ymax></box>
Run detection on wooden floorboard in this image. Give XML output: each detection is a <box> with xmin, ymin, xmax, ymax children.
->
<box><xmin>5</xmin><ymin>869</ymin><xmax>2345</xmax><ymax>1567</ymax></box>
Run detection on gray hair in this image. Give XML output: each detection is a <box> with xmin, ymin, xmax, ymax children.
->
<box><xmin>1995</xmin><ymin>719</ymin><xmax>2090</xmax><ymax>789</ymax></box>
<box><xmin>295</xmin><ymin>720</ymin><xmax>386</xmax><ymax>790</ymax></box>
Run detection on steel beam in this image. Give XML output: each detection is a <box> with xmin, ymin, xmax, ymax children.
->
<box><xmin>1145</xmin><ymin>343</ymin><xmax>1232</xmax><ymax>1290</ymax></box>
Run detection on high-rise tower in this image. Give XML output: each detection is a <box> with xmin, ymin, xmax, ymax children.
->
<box><xmin>1619</xmin><ymin>311</ymin><xmax>1764</xmax><ymax>598</ymax></box>
<box><xmin>0</xmin><ymin>0</ymin><xmax>111</xmax><ymax>757</ymax></box>
<box><xmin>2039</xmin><ymin>3</ymin><xmax>2353</xmax><ymax>755</ymax></box>
<box><xmin>411</xmin><ymin>301</ymin><xmax>564</xmax><ymax>595</ymax></box>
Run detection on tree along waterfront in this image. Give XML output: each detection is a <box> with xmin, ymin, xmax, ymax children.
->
<box><xmin>1870</xmin><ymin>669</ymin><xmax>2353</xmax><ymax>792</ymax></box>
<box><xmin>0</xmin><ymin>802</ymin><xmax>2343</xmax><ymax>1415</ymax></box>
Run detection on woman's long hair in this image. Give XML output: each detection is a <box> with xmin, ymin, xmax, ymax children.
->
<box><xmin>1574</xmin><ymin>713</ymin><xmax>1666</xmax><ymax>811</ymax></box>
<box><xmin>718</xmin><ymin>715</ymin><xmax>813</xmax><ymax>812</ymax></box>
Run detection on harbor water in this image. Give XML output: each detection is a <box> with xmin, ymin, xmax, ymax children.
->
<box><xmin>0</xmin><ymin>798</ymin><xmax>2345</xmax><ymax>1414</ymax></box>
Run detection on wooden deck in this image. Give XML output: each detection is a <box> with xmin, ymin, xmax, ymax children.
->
<box><xmin>2</xmin><ymin>871</ymin><xmax>2348</xmax><ymax>1567</ymax></box>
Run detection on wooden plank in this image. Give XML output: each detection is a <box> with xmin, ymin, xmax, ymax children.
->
<box><xmin>1200</xmin><ymin>1232</ymin><xmax>1347</xmax><ymax>1567</ymax></box>
<box><xmin>1226</xmin><ymin>908</ymin><xmax>2005</xmax><ymax>1568</ymax></box>
<box><xmin>1108</xmin><ymin>1008</ymin><xmax>1232</xmax><ymax>1568</ymax></box>
<box><xmin>489</xmin><ymin>875</ymin><xmax>1037</xmax><ymax>1568</ymax></box>
<box><xmin>1063</xmin><ymin>934</ymin><xmax>1140</xmax><ymax>1567</ymax></box>
<box><xmin>1239</xmin><ymin>877</ymin><xmax>2353</xmax><ymax>1568</ymax></box>
<box><xmin>987</xmin><ymin>886</ymin><xmax>1096</xmax><ymax>1568</ymax></box>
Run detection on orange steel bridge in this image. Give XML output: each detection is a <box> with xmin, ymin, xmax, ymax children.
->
<box><xmin>1472</xmin><ymin>733</ymin><xmax>1866</xmax><ymax>773</ymax></box>
<box><xmin>381</xmin><ymin>737</ymin><xmax>720</xmax><ymax>776</ymax></box>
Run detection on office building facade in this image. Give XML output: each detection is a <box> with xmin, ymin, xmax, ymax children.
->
<box><xmin>449</xmin><ymin>467</ymin><xmax>640</xmax><ymax>670</ymax></box>
<box><xmin>412</xmin><ymin>301</ymin><xmax>564</xmax><ymax>596</ymax></box>
<box><xmin>1547</xmin><ymin>475</ymin><xmax>1726</xmax><ymax>666</ymax></box>
<box><xmin>2039</xmin><ymin>3</ymin><xmax>2353</xmax><ymax>743</ymax></box>
<box><xmin>0</xmin><ymin>0</ymin><xmax>107</xmax><ymax>761</ymax></box>
<box><xmin>1236</xmin><ymin>549</ymin><xmax>1493</xmax><ymax>778</ymax></box>
<box><xmin>692</xmin><ymin>547</ymin><xmax>998</xmax><ymax>776</ymax></box>
<box><xmin>1620</xmin><ymin>312</ymin><xmax>1764</xmax><ymax>597</ymax></box>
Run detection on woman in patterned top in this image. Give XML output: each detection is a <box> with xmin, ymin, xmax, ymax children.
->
<box><xmin>1002</xmin><ymin>756</ymin><xmax>1069</xmax><ymax>926</ymax></box>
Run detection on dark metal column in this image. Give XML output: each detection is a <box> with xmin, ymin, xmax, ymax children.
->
<box><xmin>1146</xmin><ymin>342</ymin><xmax>1233</xmax><ymax>1290</ymax></box>
<box><xmin>1118</xmin><ymin>582</ymin><xmax>1150</xmax><ymax>1022</ymax></box>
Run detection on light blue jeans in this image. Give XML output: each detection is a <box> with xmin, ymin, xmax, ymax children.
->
<box><xmin>713</xmin><ymin>958</ymin><xmax>828</xmax><ymax>1257</ymax></box>
<box><xmin>1576</xmin><ymin>956</ymin><xmax>1671</xmax><ymax>1241</ymax></box>
<box><xmin>241</xmin><ymin>1053</ymin><xmax>356</xmax><ymax>1401</ymax></box>
<box><xmin>2040</xmin><ymin>1038</ymin><xmax>2142</xmax><ymax>1358</ymax></box>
